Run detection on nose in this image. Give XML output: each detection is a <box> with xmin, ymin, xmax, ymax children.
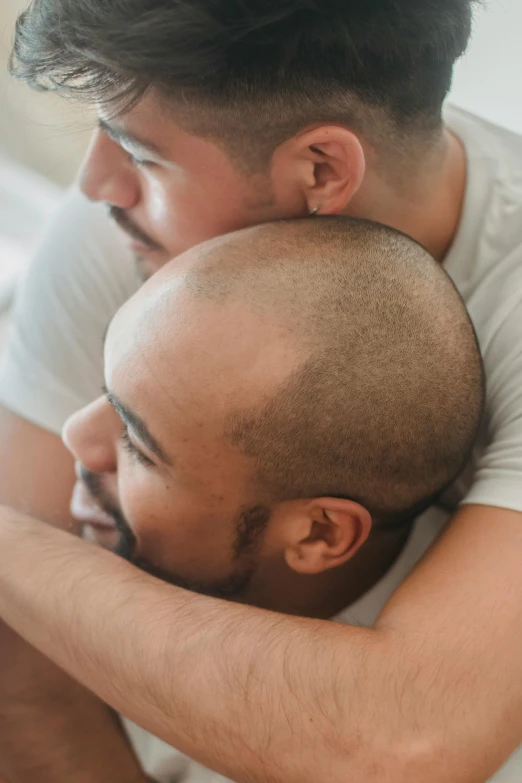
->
<box><xmin>62</xmin><ymin>397</ymin><xmax>118</xmax><ymax>475</ymax></box>
<box><xmin>78</xmin><ymin>128</ymin><xmax>140</xmax><ymax>209</ymax></box>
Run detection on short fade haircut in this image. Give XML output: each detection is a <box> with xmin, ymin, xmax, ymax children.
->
<box><xmin>10</xmin><ymin>0</ymin><xmax>477</xmax><ymax>169</ymax></box>
<box><xmin>185</xmin><ymin>217</ymin><xmax>484</xmax><ymax>524</ymax></box>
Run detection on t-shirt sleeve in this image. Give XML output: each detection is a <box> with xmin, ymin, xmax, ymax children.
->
<box><xmin>462</xmin><ymin>254</ymin><xmax>522</xmax><ymax>513</ymax></box>
<box><xmin>0</xmin><ymin>188</ymin><xmax>140</xmax><ymax>435</ymax></box>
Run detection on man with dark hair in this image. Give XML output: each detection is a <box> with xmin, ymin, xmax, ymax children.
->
<box><xmin>0</xmin><ymin>1</ymin><xmax>521</xmax><ymax>781</ymax></box>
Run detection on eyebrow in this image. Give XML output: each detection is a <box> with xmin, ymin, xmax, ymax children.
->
<box><xmin>98</xmin><ymin>118</ymin><xmax>163</xmax><ymax>158</ymax></box>
<box><xmin>104</xmin><ymin>386</ymin><xmax>173</xmax><ymax>466</ymax></box>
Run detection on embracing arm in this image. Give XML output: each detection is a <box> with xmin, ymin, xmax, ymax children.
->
<box><xmin>0</xmin><ymin>502</ymin><xmax>520</xmax><ymax>783</ymax></box>
<box><xmin>0</xmin><ymin>408</ymin><xmax>148</xmax><ymax>783</ymax></box>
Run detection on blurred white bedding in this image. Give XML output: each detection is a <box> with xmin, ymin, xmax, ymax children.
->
<box><xmin>0</xmin><ymin>157</ymin><xmax>61</xmax><ymax>313</ymax></box>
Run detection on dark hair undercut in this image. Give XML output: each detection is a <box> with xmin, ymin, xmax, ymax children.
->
<box><xmin>10</xmin><ymin>0</ymin><xmax>477</xmax><ymax>167</ymax></box>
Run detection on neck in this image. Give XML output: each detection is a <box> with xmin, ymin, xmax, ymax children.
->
<box><xmin>346</xmin><ymin>128</ymin><xmax>467</xmax><ymax>262</ymax></box>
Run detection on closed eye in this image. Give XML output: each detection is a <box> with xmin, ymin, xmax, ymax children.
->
<box><xmin>126</xmin><ymin>151</ymin><xmax>155</xmax><ymax>169</ymax></box>
<box><xmin>120</xmin><ymin>426</ymin><xmax>155</xmax><ymax>467</ymax></box>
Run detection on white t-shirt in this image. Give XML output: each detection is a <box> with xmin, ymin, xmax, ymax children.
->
<box><xmin>1</xmin><ymin>105</ymin><xmax>522</xmax><ymax>780</ymax></box>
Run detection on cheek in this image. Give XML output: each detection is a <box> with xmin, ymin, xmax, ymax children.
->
<box><xmin>146</xmin><ymin>178</ymin><xmax>172</xmax><ymax>226</ymax></box>
<box><xmin>139</xmin><ymin>174</ymin><xmax>184</xmax><ymax>247</ymax></box>
<box><xmin>141</xmin><ymin>168</ymin><xmax>265</xmax><ymax>257</ymax></box>
<box><xmin>117</xmin><ymin>466</ymin><xmax>239</xmax><ymax>580</ymax></box>
<box><xmin>117</xmin><ymin>466</ymin><xmax>175</xmax><ymax>541</ymax></box>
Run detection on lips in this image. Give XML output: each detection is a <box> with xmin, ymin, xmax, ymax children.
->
<box><xmin>70</xmin><ymin>480</ymin><xmax>117</xmax><ymax>529</ymax></box>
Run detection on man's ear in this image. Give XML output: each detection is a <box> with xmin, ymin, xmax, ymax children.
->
<box><xmin>284</xmin><ymin>498</ymin><xmax>373</xmax><ymax>575</ymax></box>
<box><xmin>271</xmin><ymin>125</ymin><xmax>367</xmax><ymax>216</ymax></box>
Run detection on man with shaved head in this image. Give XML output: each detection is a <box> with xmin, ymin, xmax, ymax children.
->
<box><xmin>0</xmin><ymin>218</ymin><xmax>486</xmax><ymax>780</ymax></box>
<box><xmin>64</xmin><ymin>218</ymin><xmax>483</xmax><ymax>605</ymax></box>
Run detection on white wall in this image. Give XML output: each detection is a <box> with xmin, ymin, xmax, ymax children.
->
<box><xmin>0</xmin><ymin>0</ymin><xmax>92</xmax><ymax>186</ymax></box>
<box><xmin>450</xmin><ymin>0</ymin><xmax>522</xmax><ymax>133</ymax></box>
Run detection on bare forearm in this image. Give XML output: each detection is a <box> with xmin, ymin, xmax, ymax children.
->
<box><xmin>0</xmin><ymin>512</ymin><xmax>380</xmax><ymax>781</ymax></box>
<box><xmin>0</xmin><ymin>621</ymin><xmax>147</xmax><ymax>783</ymax></box>
<box><xmin>0</xmin><ymin>512</ymin><xmax>429</xmax><ymax>782</ymax></box>
<box><xmin>0</xmin><ymin>414</ymin><xmax>150</xmax><ymax>782</ymax></box>
<box><xmin>0</xmin><ymin>509</ymin><xmax>518</xmax><ymax>783</ymax></box>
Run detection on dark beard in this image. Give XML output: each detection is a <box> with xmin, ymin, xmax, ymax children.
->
<box><xmin>109</xmin><ymin>206</ymin><xmax>162</xmax><ymax>252</ymax></box>
<box><xmin>79</xmin><ymin>467</ymin><xmax>271</xmax><ymax>601</ymax></box>
<box><xmin>130</xmin><ymin>552</ymin><xmax>259</xmax><ymax>600</ymax></box>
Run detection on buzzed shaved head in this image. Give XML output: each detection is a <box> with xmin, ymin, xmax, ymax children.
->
<box><xmin>82</xmin><ymin>216</ymin><xmax>484</xmax><ymax>608</ymax></box>
<box><xmin>184</xmin><ymin>217</ymin><xmax>484</xmax><ymax>523</ymax></box>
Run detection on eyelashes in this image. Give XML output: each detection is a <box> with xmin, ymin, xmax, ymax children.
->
<box><xmin>120</xmin><ymin>427</ymin><xmax>154</xmax><ymax>467</ymax></box>
<box><xmin>127</xmin><ymin>151</ymin><xmax>155</xmax><ymax>169</ymax></box>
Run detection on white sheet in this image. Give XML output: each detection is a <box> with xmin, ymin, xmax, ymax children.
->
<box><xmin>0</xmin><ymin>158</ymin><xmax>61</xmax><ymax>312</ymax></box>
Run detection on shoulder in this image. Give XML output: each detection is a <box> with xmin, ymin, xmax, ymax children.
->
<box><xmin>20</xmin><ymin>187</ymin><xmax>140</xmax><ymax>307</ymax></box>
<box><xmin>444</xmin><ymin>107</ymin><xmax>522</xmax><ymax>337</ymax></box>
<box><xmin>446</xmin><ymin>105</ymin><xmax>522</xmax><ymax>181</ymax></box>
<box><xmin>441</xmin><ymin>110</ymin><xmax>522</xmax><ymax>512</ymax></box>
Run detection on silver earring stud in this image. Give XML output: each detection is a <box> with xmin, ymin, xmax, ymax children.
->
<box><xmin>309</xmin><ymin>206</ymin><xmax>320</xmax><ymax>216</ymax></box>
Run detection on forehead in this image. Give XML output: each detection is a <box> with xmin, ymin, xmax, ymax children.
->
<box><xmin>105</xmin><ymin>276</ymin><xmax>303</xmax><ymax>434</ymax></box>
<box><xmin>104</xmin><ymin>286</ymin><xmax>277</xmax><ymax>492</ymax></box>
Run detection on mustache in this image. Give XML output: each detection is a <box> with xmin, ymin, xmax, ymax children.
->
<box><xmin>79</xmin><ymin>466</ymin><xmax>137</xmax><ymax>561</ymax></box>
<box><xmin>109</xmin><ymin>206</ymin><xmax>162</xmax><ymax>252</ymax></box>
